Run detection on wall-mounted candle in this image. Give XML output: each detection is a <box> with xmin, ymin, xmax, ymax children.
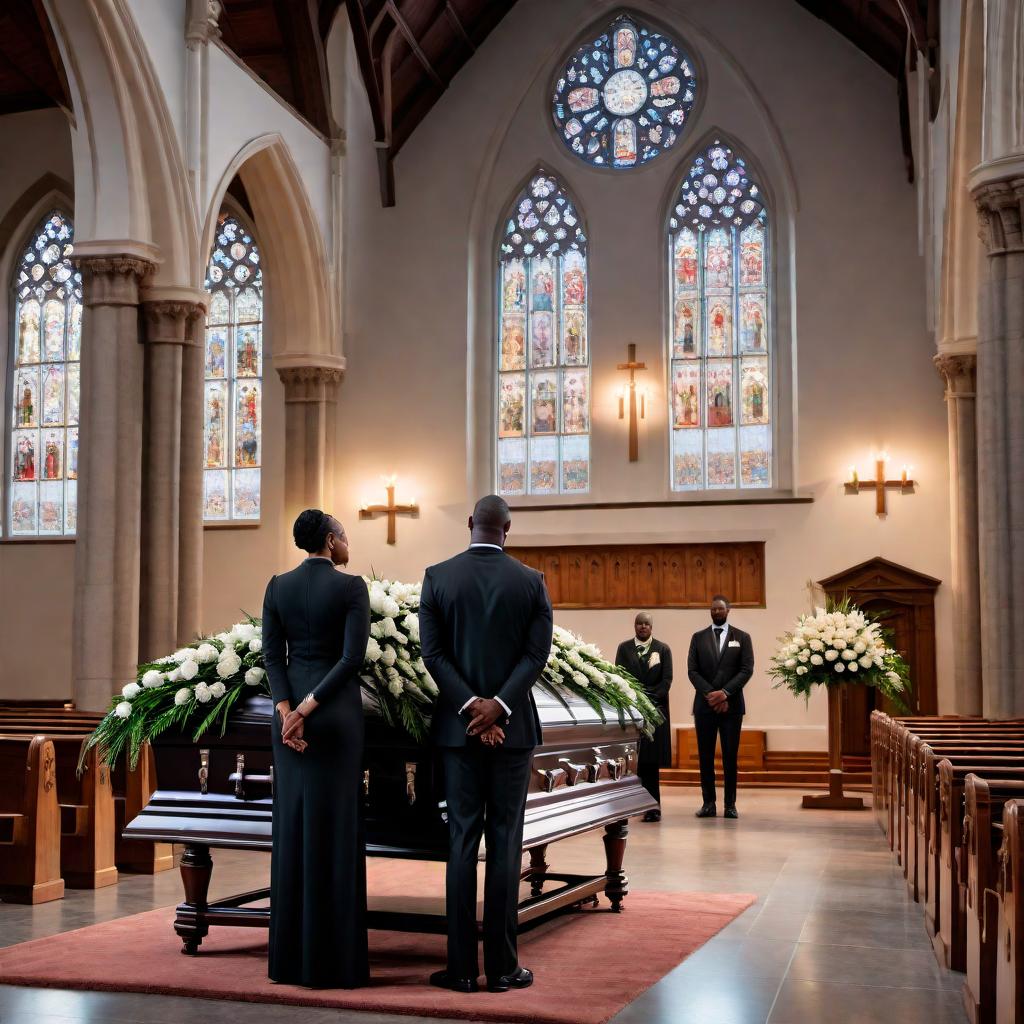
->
<box><xmin>901</xmin><ymin>466</ymin><xmax>908</xmax><ymax>485</ymax></box>
<box><xmin>850</xmin><ymin>466</ymin><xmax>858</xmax><ymax>485</ymax></box>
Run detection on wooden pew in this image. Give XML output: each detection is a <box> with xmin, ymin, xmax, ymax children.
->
<box><xmin>0</xmin><ymin>735</ymin><xmax>63</xmax><ymax>904</ymax></box>
<box><xmin>111</xmin><ymin>744</ymin><xmax>173</xmax><ymax>874</ymax></box>
<box><xmin>963</xmin><ymin>776</ymin><xmax>1024</xmax><ymax>1024</ymax></box>
<box><xmin>994</xmin><ymin>800</ymin><xmax>1024</xmax><ymax>1024</ymax></box>
<box><xmin>935</xmin><ymin>761</ymin><xmax>1024</xmax><ymax>972</ymax></box>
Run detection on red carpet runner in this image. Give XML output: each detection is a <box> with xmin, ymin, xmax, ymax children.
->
<box><xmin>0</xmin><ymin>891</ymin><xmax>755</xmax><ymax>1023</ymax></box>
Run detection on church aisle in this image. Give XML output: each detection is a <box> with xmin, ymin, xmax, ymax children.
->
<box><xmin>0</xmin><ymin>789</ymin><xmax>965</xmax><ymax>1024</ymax></box>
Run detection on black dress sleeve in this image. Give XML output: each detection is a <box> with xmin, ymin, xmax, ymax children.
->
<box><xmin>262</xmin><ymin>576</ymin><xmax>290</xmax><ymax>705</ymax></box>
<box><xmin>651</xmin><ymin>644</ymin><xmax>673</xmax><ymax>703</ymax></box>
<box><xmin>310</xmin><ymin>575</ymin><xmax>371</xmax><ymax>706</ymax></box>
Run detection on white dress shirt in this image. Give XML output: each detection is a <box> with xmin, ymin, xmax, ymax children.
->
<box><xmin>459</xmin><ymin>542</ymin><xmax>512</xmax><ymax>718</ymax></box>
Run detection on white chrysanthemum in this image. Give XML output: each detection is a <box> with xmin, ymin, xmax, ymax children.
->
<box><xmin>244</xmin><ymin>667</ymin><xmax>264</xmax><ymax>687</ymax></box>
<box><xmin>834</xmin><ymin>662</ymin><xmax>846</xmax><ymax>673</ymax></box>
<box><xmin>847</xmin><ymin>661</ymin><xmax>859</xmax><ymax>672</ymax></box>
<box><xmin>841</xmin><ymin>649</ymin><xmax>856</xmax><ymax>661</ymax></box>
<box><xmin>207</xmin><ymin>681</ymin><xmax>225</xmax><ymax>698</ymax></box>
<box><xmin>797</xmin><ymin>651</ymin><xmax>810</xmax><ymax>663</ymax></box>
<box><xmin>808</xmin><ymin>639</ymin><xmax>824</xmax><ymax>652</ymax></box>
<box><xmin>368</xmin><ymin>583</ymin><xmax>387</xmax><ymax>614</ymax></box>
<box><xmin>784</xmin><ymin>659</ymin><xmax>797</xmax><ymax>669</ymax></box>
<box><xmin>114</xmin><ymin>700</ymin><xmax>132</xmax><ymax>718</ymax></box>
<box><xmin>365</xmin><ymin>637</ymin><xmax>383</xmax><ymax>662</ymax></box>
<box><xmin>214</xmin><ymin>632</ymin><xmax>232</xmax><ymax>645</ymax></box>
<box><xmin>810</xmin><ymin>654</ymin><xmax>824</xmax><ymax>666</ymax></box>
<box><xmin>216</xmin><ymin>654</ymin><xmax>241</xmax><ymax>679</ymax></box>
<box><xmin>572</xmin><ymin>671</ymin><xmax>590</xmax><ymax>688</ymax></box>
<box><xmin>796</xmin><ymin>665</ymin><xmax>807</xmax><ymax>675</ymax></box>
<box><xmin>122</xmin><ymin>681</ymin><xmax>141</xmax><ymax>699</ymax></box>
<box><xmin>853</xmin><ymin>640</ymin><xmax>867</xmax><ymax>655</ymax></box>
<box><xmin>196</xmin><ymin>643</ymin><xmax>219</xmax><ymax>664</ymax></box>
<box><xmin>370</xmin><ymin>621</ymin><xmax>383</xmax><ymax>639</ymax></box>
<box><xmin>824</xmin><ymin>649</ymin><xmax>839</xmax><ymax>662</ymax></box>
<box><xmin>167</xmin><ymin>668</ymin><xmax>182</xmax><ymax>683</ymax></box>
<box><xmin>179</xmin><ymin>659</ymin><xmax>199</xmax><ymax>680</ymax></box>
<box><xmin>173</xmin><ymin>647</ymin><xmax>199</xmax><ymax>664</ymax></box>
<box><xmin>230</xmin><ymin>622</ymin><xmax>257</xmax><ymax>644</ymax></box>
<box><xmin>381</xmin><ymin>596</ymin><xmax>401</xmax><ymax>619</ymax></box>
<box><xmin>194</xmin><ymin>682</ymin><xmax>213</xmax><ymax>703</ymax></box>
<box><xmin>174</xmin><ymin>687</ymin><xmax>191</xmax><ymax>706</ymax></box>
<box><xmin>832</xmin><ymin>638</ymin><xmax>847</xmax><ymax>650</ymax></box>
<box><xmin>403</xmin><ymin>613</ymin><xmax>420</xmax><ymax>643</ymax></box>
<box><xmin>381</xmin><ymin>645</ymin><xmax>397</xmax><ymax>668</ymax></box>
<box><xmin>858</xmin><ymin>655</ymin><xmax>873</xmax><ymax>669</ymax></box>
<box><xmin>141</xmin><ymin>669</ymin><xmax>164</xmax><ymax>688</ymax></box>
<box><xmin>249</xmin><ymin>638</ymin><xmax>262</xmax><ymax>653</ymax></box>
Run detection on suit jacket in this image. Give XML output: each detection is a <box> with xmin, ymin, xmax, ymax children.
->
<box><xmin>615</xmin><ymin>638</ymin><xmax>673</xmax><ymax>767</ymax></box>
<box><xmin>687</xmin><ymin>624</ymin><xmax>754</xmax><ymax>716</ymax></box>
<box><xmin>262</xmin><ymin>560</ymin><xmax>371</xmax><ymax>708</ymax></box>
<box><xmin>419</xmin><ymin>546</ymin><xmax>553</xmax><ymax>749</ymax></box>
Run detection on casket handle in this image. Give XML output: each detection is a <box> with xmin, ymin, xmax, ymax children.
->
<box><xmin>537</xmin><ymin>767</ymin><xmax>567</xmax><ymax>793</ymax></box>
<box><xmin>607</xmin><ymin>758</ymin><xmax>624</xmax><ymax>782</ymax></box>
<box><xmin>559</xmin><ymin>759</ymin><xmax>587</xmax><ymax>786</ymax></box>
<box><xmin>228</xmin><ymin>753</ymin><xmax>273</xmax><ymax>800</ymax></box>
<box><xmin>405</xmin><ymin>762</ymin><xmax>417</xmax><ymax>806</ymax></box>
<box><xmin>198</xmin><ymin>748</ymin><xmax>210</xmax><ymax>796</ymax></box>
<box><xmin>363</xmin><ymin>769</ymin><xmax>370</xmax><ymax>798</ymax></box>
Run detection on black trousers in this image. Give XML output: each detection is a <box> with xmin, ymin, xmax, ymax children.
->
<box><xmin>442</xmin><ymin>745</ymin><xmax>533</xmax><ymax>980</ymax></box>
<box><xmin>638</xmin><ymin>758</ymin><xmax>661</xmax><ymax>805</ymax></box>
<box><xmin>694</xmin><ymin>712</ymin><xmax>743</xmax><ymax>807</ymax></box>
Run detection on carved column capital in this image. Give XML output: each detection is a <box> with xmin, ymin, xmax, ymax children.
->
<box><xmin>186</xmin><ymin>0</ymin><xmax>222</xmax><ymax>48</ymax></box>
<box><xmin>142</xmin><ymin>299</ymin><xmax>207</xmax><ymax>346</ymax></box>
<box><xmin>77</xmin><ymin>256</ymin><xmax>155</xmax><ymax>308</ymax></box>
<box><xmin>934</xmin><ymin>352</ymin><xmax>977</xmax><ymax>397</ymax></box>
<box><xmin>972</xmin><ymin>177</ymin><xmax>1024</xmax><ymax>254</ymax></box>
<box><xmin>277</xmin><ymin>365</ymin><xmax>345</xmax><ymax>403</ymax></box>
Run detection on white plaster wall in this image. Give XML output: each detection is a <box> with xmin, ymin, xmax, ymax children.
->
<box><xmin>0</xmin><ymin>110</ymin><xmax>75</xmax><ymax>698</ymax></box>
<box><xmin>335</xmin><ymin>0</ymin><xmax>952</xmax><ymax>750</ymax></box>
<box><xmin>127</xmin><ymin>0</ymin><xmax>187</xmax><ymax>152</ymax></box>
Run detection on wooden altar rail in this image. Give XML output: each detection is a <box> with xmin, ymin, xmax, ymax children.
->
<box><xmin>870</xmin><ymin>711</ymin><xmax>1024</xmax><ymax>1023</ymax></box>
<box><xmin>0</xmin><ymin>735</ymin><xmax>63</xmax><ymax>904</ymax></box>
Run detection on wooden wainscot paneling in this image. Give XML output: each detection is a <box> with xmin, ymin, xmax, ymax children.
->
<box><xmin>506</xmin><ymin>543</ymin><xmax>766</xmax><ymax>609</ymax></box>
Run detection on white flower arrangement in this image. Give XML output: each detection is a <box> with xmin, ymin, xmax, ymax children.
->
<box><xmin>769</xmin><ymin>598</ymin><xmax>910</xmax><ymax>706</ymax></box>
<box><xmin>83</xmin><ymin>577</ymin><xmax>662</xmax><ymax>771</ymax></box>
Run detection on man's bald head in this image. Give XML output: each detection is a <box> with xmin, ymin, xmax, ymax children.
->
<box><xmin>468</xmin><ymin>494</ymin><xmax>511</xmax><ymax>546</ymax></box>
<box><xmin>634</xmin><ymin>611</ymin><xmax>653</xmax><ymax>641</ymax></box>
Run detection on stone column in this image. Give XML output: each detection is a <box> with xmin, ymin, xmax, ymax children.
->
<box><xmin>972</xmin><ymin>176</ymin><xmax>1024</xmax><ymax>718</ymax></box>
<box><xmin>72</xmin><ymin>255</ymin><xmax>153</xmax><ymax>712</ymax></box>
<box><xmin>934</xmin><ymin>353</ymin><xmax>982</xmax><ymax>714</ymax></box>
<box><xmin>277</xmin><ymin>365</ymin><xmax>344</xmax><ymax>520</ymax></box>
<box><xmin>178</xmin><ymin>310</ymin><xmax>206</xmax><ymax>644</ymax></box>
<box><xmin>138</xmin><ymin>298</ymin><xmax>205</xmax><ymax>661</ymax></box>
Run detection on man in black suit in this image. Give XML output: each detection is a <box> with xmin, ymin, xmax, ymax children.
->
<box><xmin>615</xmin><ymin>612</ymin><xmax>672</xmax><ymax>822</ymax></box>
<box><xmin>687</xmin><ymin>595</ymin><xmax>754</xmax><ymax>819</ymax></box>
<box><xmin>419</xmin><ymin>494</ymin><xmax>553</xmax><ymax>995</ymax></box>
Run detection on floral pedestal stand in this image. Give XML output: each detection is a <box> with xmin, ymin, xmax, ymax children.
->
<box><xmin>802</xmin><ymin>684</ymin><xmax>866</xmax><ymax>810</ymax></box>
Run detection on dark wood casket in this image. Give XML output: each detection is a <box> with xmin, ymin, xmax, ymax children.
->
<box><xmin>124</xmin><ymin>688</ymin><xmax>657</xmax><ymax>953</ymax></box>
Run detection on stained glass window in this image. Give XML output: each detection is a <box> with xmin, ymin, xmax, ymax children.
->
<box><xmin>668</xmin><ymin>140</ymin><xmax>771</xmax><ymax>491</ymax></box>
<box><xmin>552</xmin><ymin>13</ymin><xmax>697</xmax><ymax>169</ymax></box>
<box><xmin>203</xmin><ymin>212</ymin><xmax>262</xmax><ymax>521</ymax></box>
<box><xmin>497</xmin><ymin>173</ymin><xmax>590</xmax><ymax>497</ymax></box>
<box><xmin>7</xmin><ymin>211</ymin><xmax>82</xmax><ymax>536</ymax></box>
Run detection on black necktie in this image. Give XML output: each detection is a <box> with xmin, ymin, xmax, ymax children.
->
<box><xmin>713</xmin><ymin>627</ymin><xmax>723</xmax><ymax>654</ymax></box>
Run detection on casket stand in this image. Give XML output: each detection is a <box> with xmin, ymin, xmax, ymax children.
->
<box><xmin>124</xmin><ymin>686</ymin><xmax>658</xmax><ymax>953</ymax></box>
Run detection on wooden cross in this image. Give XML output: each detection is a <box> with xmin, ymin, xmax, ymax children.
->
<box><xmin>845</xmin><ymin>456</ymin><xmax>914</xmax><ymax>517</ymax></box>
<box><xmin>359</xmin><ymin>477</ymin><xmax>419</xmax><ymax>545</ymax></box>
<box><xmin>616</xmin><ymin>343</ymin><xmax>647</xmax><ymax>462</ymax></box>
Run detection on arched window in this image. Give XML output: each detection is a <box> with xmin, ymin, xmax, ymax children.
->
<box><xmin>668</xmin><ymin>140</ymin><xmax>771</xmax><ymax>490</ymax></box>
<box><xmin>7</xmin><ymin>210</ymin><xmax>81</xmax><ymax>535</ymax></box>
<box><xmin>551</xmin><ymin>12</ymin><xmax>697</xmax><ymax>170</ymax></box>
<box><xmin>497</xmin><ymin>172</ymin><xmax>590</xmax><ymax>496</ymax></box>
<box><xmin>203</xmin><ymin>212</ymin><xmax>263</xmax><ymax>521</ymax></box>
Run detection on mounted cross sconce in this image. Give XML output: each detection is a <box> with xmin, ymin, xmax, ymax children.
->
<box><xmin>844</xmin><ymin>452</ymin><xmax>915</xmax><ymax>517</ymax></box>
<box><xmin>358</xmin><ymin>475</ymin><xmax>419</xmax><ymax>545</ymax></box>
<box><xmin>617</xmin><ymin>343</ymin><xmax>647</xmax><ymax>462</ymax></box>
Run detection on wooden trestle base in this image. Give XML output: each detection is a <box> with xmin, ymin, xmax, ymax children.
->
<box><xmin>801</xmin><ymin>768</ymin><xmax>867</xmax><ymax>810</ymax></box>
<box><xmin>173</xmin><ymin>822</ymin><xmax>631</xmax><ymax>955</ymax></box>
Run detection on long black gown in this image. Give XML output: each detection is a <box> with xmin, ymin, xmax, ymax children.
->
<box><xmin>261</xmin><ymin>557</ymin><xmax>371</xmax><ymax>988</ymax></box>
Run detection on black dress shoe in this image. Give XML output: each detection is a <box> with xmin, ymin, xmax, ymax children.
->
<box><xmin>724</xmin><ymin>806</ymin><xmax>738</xmax><ymax>819</ymax></box>
<box><xmin>487</xmin><ymin>966</ymin><xmax>534</xmax><ymax>992</ymax></box>
<box><xmin>695</xmin><ymin>803</ymin><xmax>717</xmax><ymax>818</ymax></box>
<box><xmin>642</xmin><ymin>809</ymin><xmax>661</xmax><ymax>822</ymax></box>
<box><xmin>430</xmin><ymin>969</ymin><xmax>479</xmax><ymax>992</ymax></box>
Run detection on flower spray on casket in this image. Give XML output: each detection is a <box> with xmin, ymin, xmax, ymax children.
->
<box><xmin>81</xmin><ymin>578</ymin><xmax>662</xmax><ymax>771</ymax></box>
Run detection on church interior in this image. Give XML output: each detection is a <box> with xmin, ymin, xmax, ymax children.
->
<box><xmin>0</xmin><ymin>0</ymin><xmax>1019</xmax><ymax>1021</ymax></box>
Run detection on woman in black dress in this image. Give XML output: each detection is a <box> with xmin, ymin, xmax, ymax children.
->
<box><xmin>262</xmin><ymin>509</ymin><xmax>371</xmax><ymax>988</ymax></box>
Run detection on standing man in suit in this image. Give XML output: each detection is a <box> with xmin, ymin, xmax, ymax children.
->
<box><xmin>687</xmin><ymin>595</ymin><xmax>754</xmax><ymax>819</ymax></box>
<box><xmin>615</xmin><ymin>612</ymin><xmax>672</xmax><ymax>822</ymax></box>
<box><xmin>419</xmin><ymin>494</ymin><xmax>553</xmax><ymax>995</ymax></box>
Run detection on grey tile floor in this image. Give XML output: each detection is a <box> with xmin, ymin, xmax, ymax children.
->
<box><xmin>0</xmin><ymin>789</ymin><xmax>968</xmax><ymax>1024</ymax></box>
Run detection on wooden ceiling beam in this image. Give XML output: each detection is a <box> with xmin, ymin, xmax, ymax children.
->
<box><xmin>444</xmin><ymin>1</ymin><xmax>475</xmax><ymax>53</ymax></box>
<box><xmin>384</xmin><ymin>0</ymin><xmax>444</xmax><ymax>89</ymax></box>
<box><xmin>272</xmin><ymin>0</ymin><xmax>333</xmax><ymax>135</ymax></box>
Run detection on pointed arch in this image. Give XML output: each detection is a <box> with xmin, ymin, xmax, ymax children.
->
<box><xmin>495</xmin><ymin>167</ymin><xmax>590</xmax><ymax>497</ymax></box>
